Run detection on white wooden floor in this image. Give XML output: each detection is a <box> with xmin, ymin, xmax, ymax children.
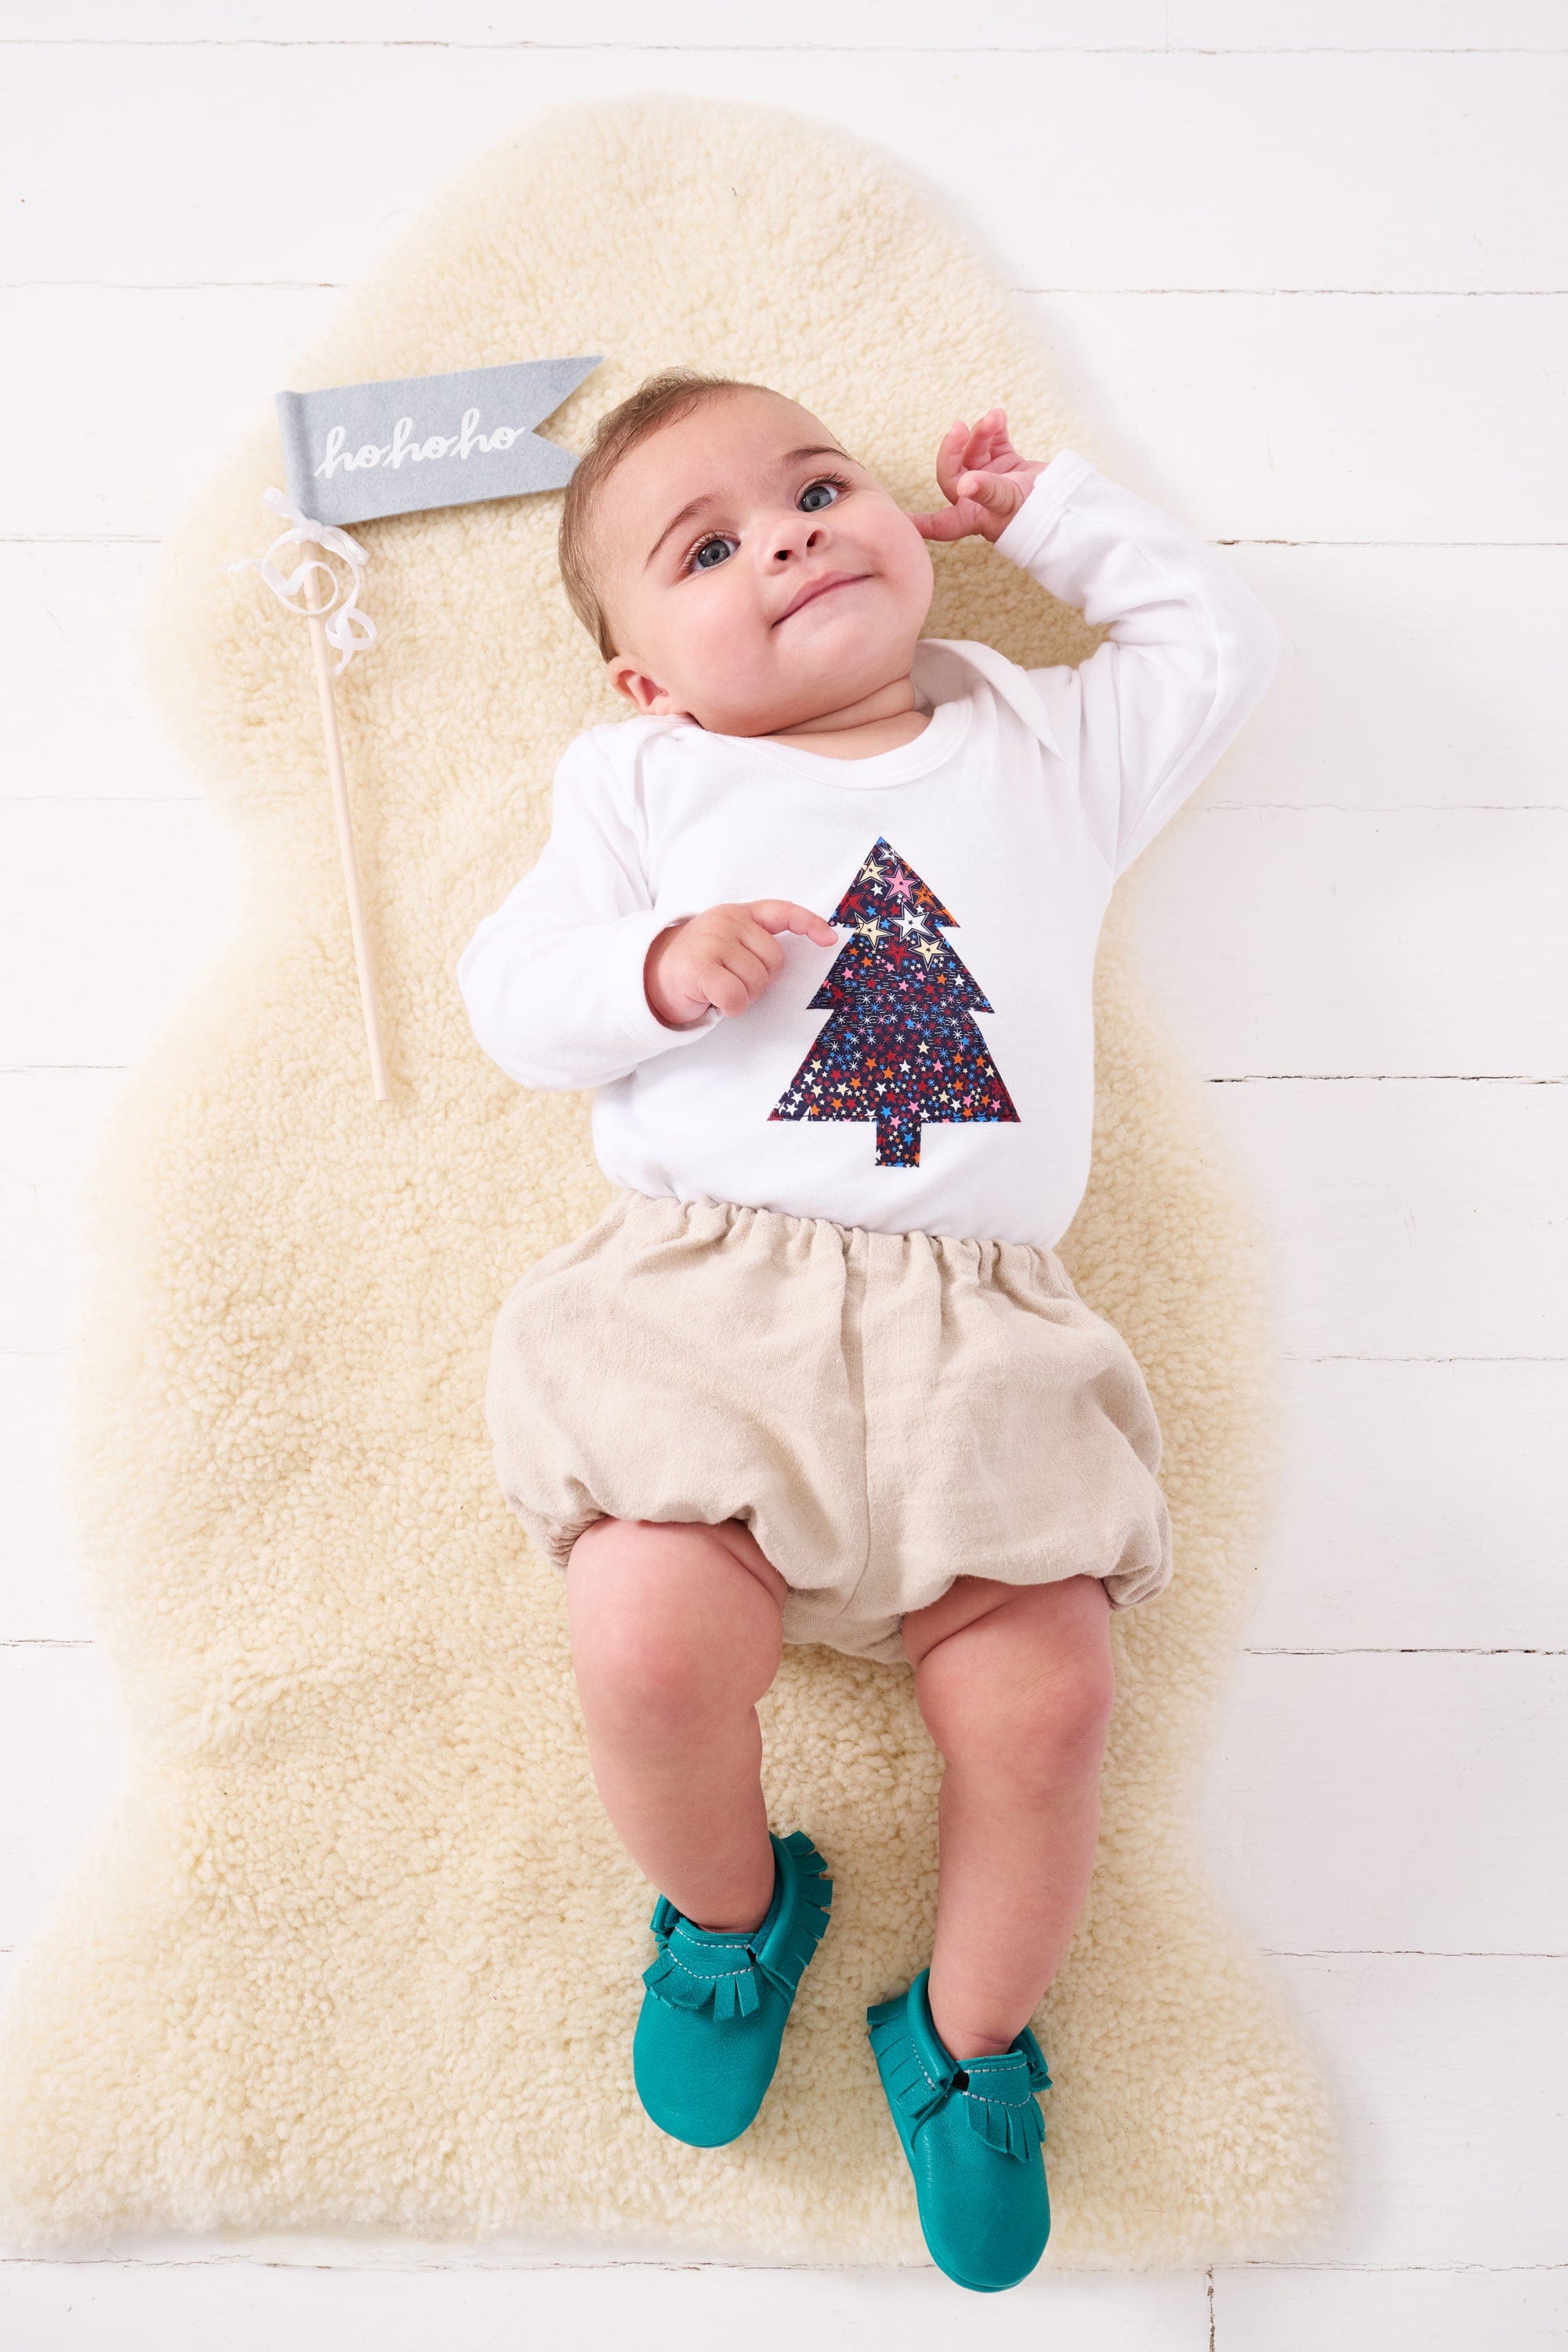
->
<box><xmin>3</xmin><ymin>4</ymin><xmax>1566</xmax><ymax>2345</ymax></box>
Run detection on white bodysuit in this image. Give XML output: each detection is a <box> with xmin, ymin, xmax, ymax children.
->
<box><xmin>457</xmin><ymin>451</ymin><xmax>1278</xmax><ymax>1248</ymax></box>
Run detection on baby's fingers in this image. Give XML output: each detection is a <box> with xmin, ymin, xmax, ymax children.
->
<box><xmin>707</xmin><ymin>941</ymin><xmax>775</xmax><ymax>1009</ymax></box>
<box><xmin>909</xmin><ymin>497</ymin><xmax>993</xmax><ymax>543</ymax></box>
<box><xmin>977</xmin><ymin>407</ymin><xmax>1021</xmax><ymax>466</ymax></box>
<box><xmin>749</xmin><ymin>898</ymin><xmax>839</xmax><ymax>948</ymax></box>
<box><xmin>702</xmin><ymin>964</ymin><xmax>754</xmax><ymax>1017</ymax></box>
<box><xmin>933</xmin><ymin>416</ymin><xmax>971</xmax><ymax>502</ymax></box>
<box><xmin>956</xmin><ymin>467</ymin><xmax>1025</xmax><ymax>524</ymax></box>
<box><xmin>734</xmin><ymin>920</ymin><xmax>787</xmax><ymax>978</ymax></box>
<box><xmin>908</xmin><ymin>503</ymin><xmax>978</xmax><ymax>541</ymax></box>
<box><xmin>959</xmin><ymin>407</ymin><xmax>1004</xmax><ymax>467</ymax></box>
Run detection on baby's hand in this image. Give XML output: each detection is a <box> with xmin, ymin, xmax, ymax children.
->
<box><xmin>645</xmin><ymin>899</ymin><xmax>839</xmax><ymax>1028</ymax></box>
<box><xmin>908</xmin><ymin>407</ymin><xmax>1047</xmax><ymax>544</ymax></box>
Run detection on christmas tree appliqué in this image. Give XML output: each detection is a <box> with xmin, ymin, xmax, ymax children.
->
<box><xmin>768</xmin><ymin>837</ymin><xmax>1020</xmax><ymax>1168</ymax></box>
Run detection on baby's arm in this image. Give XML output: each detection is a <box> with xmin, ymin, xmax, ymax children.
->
<box><xmin>916</xmin><ymin>411</ymin><xmax>1279</xmax><ymax>880</ymax></box>
<box><xmin>457</xmin><ymin>731</ymin><xmax>710</xmax><ymax>1089</ymax></box>
<box><xmin>456</xmin><ymin>734</ymin><xmax>831</xmax><ymax>1088</ymax></box>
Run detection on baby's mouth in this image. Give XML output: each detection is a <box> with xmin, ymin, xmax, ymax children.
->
<box><xmin>772</xmin><ymin>570</ymin><xmax>872</xmax><ymax>626</ymax></box>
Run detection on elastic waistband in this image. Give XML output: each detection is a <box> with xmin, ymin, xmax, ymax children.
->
<box><xmin>596</xmin><ymin>1185</ymin><xmax>1079</xmax><ymax>1296</ymax></box>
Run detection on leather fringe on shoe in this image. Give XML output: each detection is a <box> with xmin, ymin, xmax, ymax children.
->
<box><xmin>867</xmin><ymin>1995</ymin><xmax>1052</xmax><ymax>2164</ymax></box>
<box><xmin>641</xmin><ymin>1830</ymin><xmax>833</xmax><ymax>2023</ymax></box>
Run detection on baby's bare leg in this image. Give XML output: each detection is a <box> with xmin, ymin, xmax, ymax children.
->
<box><xmin>902</xmin><ymin>1573</ymin><xmax>1116</xmax><ymax>2060</ymax></box>
<box><xmin>565</xmin><ymin>1516</ymin><xmax>787</xmax><ymax>1933</ymax></box>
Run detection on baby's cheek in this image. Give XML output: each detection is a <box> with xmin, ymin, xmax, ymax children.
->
<box><xmin>893</xmin><ymin>514</ymin><xmax>938</xmax><ymax>592</ymax></box>
<box><xmin>695</xmin><ymin>593</ymin><xmax>769</xmax><ymax>679</ymax></box>
<box><xmin>685</xmin><ymin>600</ymin><xmax>782</xmax><ymax>730</ymax></box>
<box><xmin>656</xmin><ymin>601</ymin><xmax>725</xmax><ymax>688</ymax></box>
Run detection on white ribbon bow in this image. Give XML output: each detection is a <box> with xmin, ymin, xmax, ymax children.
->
<box><xmin>227</xmin><ymin>488</ymin><xmax>377</xmax><ymax>673</ymax></box>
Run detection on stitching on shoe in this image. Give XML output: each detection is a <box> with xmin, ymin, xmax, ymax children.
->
<box><xmin>961</xmin><ymin>2057</ymin><xmax>1032</xmax><ymax>2104</ymax></box>
<box><xmin>905</xmin><ymin>2042</ymin><xmax>944</xmax><ymax>2094</ymax></box>
<box><xmin>667</xmin><ymin>1940</ymin><xmax>758</xmax><ymax>1975</ymax></box>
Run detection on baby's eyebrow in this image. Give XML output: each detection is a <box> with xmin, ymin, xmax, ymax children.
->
<box><xmin>643</xmin><ymin>445</ymin><xmax>851</xmax><ymax>571</ymax></box>
<box><xmin>644</xmin><ymin>490</ymin><xmax>717</xmax><ymax>572</ymax></box>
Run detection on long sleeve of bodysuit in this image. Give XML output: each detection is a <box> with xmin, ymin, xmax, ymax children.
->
<box><xmin>992</xmin><ymin>451</ymin><xmax>1280</xmax><ymax>879</ymax></box>
<box><xmin>456</xmin><ymin>731</ymin><xmax>720</xmax><ymax>1091</ymax></box>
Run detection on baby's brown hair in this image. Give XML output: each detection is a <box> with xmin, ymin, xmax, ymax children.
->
<box><xmin>558</xmin><ymin>368</ymin><xmax>782</xmax><ymax>660</ymax></box>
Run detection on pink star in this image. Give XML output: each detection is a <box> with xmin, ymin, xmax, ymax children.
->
<box><xmin>884</xmin><ymin>872</ymin><xmax>915</xmax><ymax>902</ymax></box>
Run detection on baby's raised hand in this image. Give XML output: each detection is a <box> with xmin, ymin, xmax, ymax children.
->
<box><xmin>908</xmin><ymin>407</ymin><xmax>1047</xmax><ymax>544</ymax></box>
<box><xmin>645</xmin><ymin>899</ymin><xmax>839</xmax><ymax>1029</ymax></box>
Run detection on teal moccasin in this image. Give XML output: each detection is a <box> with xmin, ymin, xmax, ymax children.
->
<box><xmin>867</xmin><ymin>1965</ymin><xmax>1052</xmax><ymax>2292</ymax></box>
<box><xmin>633</xmin><ymin>1829</ymin><xmax>833</xmax><ymax>2147</ymax></box>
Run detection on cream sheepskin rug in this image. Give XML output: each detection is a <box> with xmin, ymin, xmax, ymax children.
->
<box><xmin>0</xmin><ymin>100</ymin><xmax>1338</xmax><ymax>2265</ymax></box>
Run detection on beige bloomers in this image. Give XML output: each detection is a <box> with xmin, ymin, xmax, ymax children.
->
<box><xmin>485</xmin><ymin>1188</ymin><xmax>1174</xmax><ymax>1667</ymax></box>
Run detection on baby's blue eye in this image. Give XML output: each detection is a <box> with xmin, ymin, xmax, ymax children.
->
<box><xmin>799</xmin><ymin>478</ymin><xmax>840</xmax><ymax>513</ymax></box>
<box><xmin>691</xmin><ymin>535</ymin><xmax>735</xmax><ymax>571</ymax></box>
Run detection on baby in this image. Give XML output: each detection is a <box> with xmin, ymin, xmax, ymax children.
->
<box><xmin>458</xmin><ymin>371</ymin><xmax>1277</xmax><ymax>2291</ymax></box>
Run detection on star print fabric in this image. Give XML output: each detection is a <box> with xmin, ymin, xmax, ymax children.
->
<box><xmin>768</xmin><ymin>838</ymin><xmax>1019</xmax><ymax>1167</ymax></box>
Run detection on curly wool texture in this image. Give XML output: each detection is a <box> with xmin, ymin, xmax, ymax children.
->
<box><xmin>0</xmin><ymin>99</ymin><xmax>1338</xmax><ymax>2263</ymax></box>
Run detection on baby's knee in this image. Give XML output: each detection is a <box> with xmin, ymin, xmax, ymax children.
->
<box><xmin>1020</xmin><ymin>1657</ymin><xmax>1116</xmax><ymax>1786</ymax></box>
<box><xmin>922</xmin><ymin>1617</ymin><xmax>1115</xmax><ymax>1791</ymax></box>
<box><xmin>969</xmin><ymin>1674</ymin><xmax>1111</xmax><ymax>1795</ymax></box>
<box><xmin>565</xmin><ymin>1518</ymin><xmax>781</xmax><ymax>1737</ymax></box>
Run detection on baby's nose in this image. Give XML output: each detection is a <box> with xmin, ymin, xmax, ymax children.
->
<box><xmin>771</xmin><ymin>519</ymin><xmax>828</xmax><ymax>563</ymax></box>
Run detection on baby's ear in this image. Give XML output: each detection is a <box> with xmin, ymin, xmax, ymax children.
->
<box><xmin>607</xmin><ymin>655</ymin><xmax>684</xmax><ymax>718</ymax></box>
<box><xmin>605</xmin><ymin>655</ymin><xmax>655</xmax><ymax>711</ymax></box>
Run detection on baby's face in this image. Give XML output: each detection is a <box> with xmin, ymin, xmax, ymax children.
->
<box><xmin>595</xmin><ymin>390</ymin><xmax>935</xmax><ymax>737</ymax></box>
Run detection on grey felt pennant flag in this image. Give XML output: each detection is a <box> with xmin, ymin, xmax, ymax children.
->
<box><xmin>276</xmin><ymin>355</ymin><xmax>601</xmax><ymax>528</ymax></box>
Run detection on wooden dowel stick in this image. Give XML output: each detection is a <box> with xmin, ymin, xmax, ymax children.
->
<box><xmin>302</xmin><ymin>568</ymin><xmax>390</xmax><ymax>1103</ymax></box>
